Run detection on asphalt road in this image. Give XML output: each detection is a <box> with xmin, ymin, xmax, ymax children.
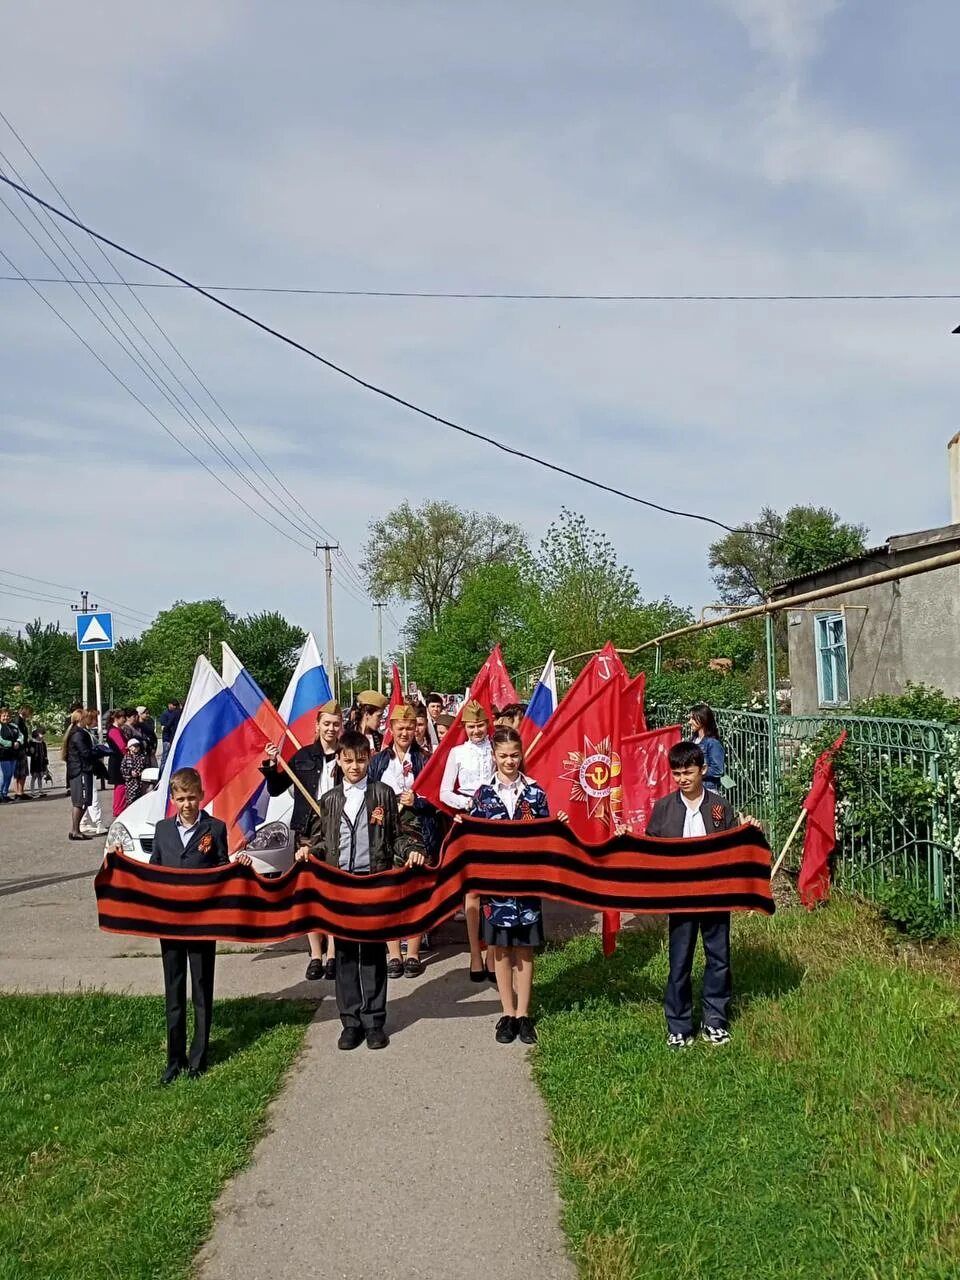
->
<box><xmin>3</xmin><ymin>790</ymin><xmax>579</xmax><ymax>1279</ymax></box>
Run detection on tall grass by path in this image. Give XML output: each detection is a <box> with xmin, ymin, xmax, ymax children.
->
<box><xmin>533</xmin><ymin>902</ymin><xmax>960</xmax><ymax>1280</ymax></box>
<box><xmin>0</xmin><ymin>992</ymin><xmax>314</xmax><ymax>1280</ymax></box>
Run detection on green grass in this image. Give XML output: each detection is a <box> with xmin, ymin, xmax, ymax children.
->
<box><xmin>0</xmin><ymin>992</ymin><xmax>314</xmax><ymax>1280</ymax></box>
<box><xmin>533</xmin><ymin>902</ymin><xmax>960</xmax><ymax>1280</ymax></box>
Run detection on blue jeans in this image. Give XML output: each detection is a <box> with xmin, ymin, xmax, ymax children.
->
<box><xmin>0</xmin><ymin>760</ymin><xmax>14</xmax><ymax>798</ymax></box>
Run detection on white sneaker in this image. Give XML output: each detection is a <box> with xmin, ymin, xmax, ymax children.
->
<box><xmin>666</xmin><ymin>1032</ymin><xmax>695</xmax><ymax>1050</ymax></box>
<box><xmin>701</xmin><ymin>1025</ymin><xmax>731</xmax><ymax>1046</ymax></box>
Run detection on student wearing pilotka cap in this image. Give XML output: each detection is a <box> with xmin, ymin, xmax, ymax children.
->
<box><xmin>440</xmin><ymin>700</ymin><xmax>496</xmax><ymax>982</ymax></box>
<box><xmin>261</xmin><ymin>699</ymin><xmax>343</xmax><ymax>982</ymax></box>
<box><xmin>369</xmin><ymin>703</ymin><xmax>440</xmax><ymax>977</ymax></box>
<box><xmin>355</xmin><ymin>689</ymin><xmax>388</xmax><ymax>753</ymax></box>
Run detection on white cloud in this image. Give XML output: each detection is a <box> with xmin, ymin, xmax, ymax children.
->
<box><xmin>715</xmin><ymin>0</ymin><xmax>839</xmax><ymax>64</ymax></box>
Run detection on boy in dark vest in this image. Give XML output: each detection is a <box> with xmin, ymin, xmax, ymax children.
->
<box><xmin>296</xmin><ymin>730</ymin><xmax>425</xmax><ymax>1050</ymax></box>
<box><xmin>149</xmin><ymin>767</ymin><xmax>252</xmax><ymax>1084</ymax></box>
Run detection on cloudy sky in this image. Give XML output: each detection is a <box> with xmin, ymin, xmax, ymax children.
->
<box><xmin>2</xmin><ymin>0</ymin><xmax>958</xmax><ymax>670</ymax></box>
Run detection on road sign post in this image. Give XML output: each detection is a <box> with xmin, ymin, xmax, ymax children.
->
<box><xmin>75</xmin><ymin>612</ymin><xmax>115</xmax><ymax>653</ymax></box>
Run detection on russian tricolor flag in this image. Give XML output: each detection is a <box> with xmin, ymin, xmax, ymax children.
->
<box><xmin>521</xmin><ymin>651</ymin><xmax>558</xmax><ymax>747</ymax></box>
<box><xmin>222</xmin><ymin>641</ymin><xmax>288</xmax><ymax>836</ymax></box>
<box><xmin>277</xmin><ymin>633</ymin><xmax>333</xmax><ymax>758</ymax></box>
<box><xmin>149</xmin><ymin>656</ymin><xmax>270</xmax><ymax>851</ymax></box>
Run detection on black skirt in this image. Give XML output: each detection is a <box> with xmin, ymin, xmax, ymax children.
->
<box><xmin>480</xmin><ymin>896</ymin><xmax>545</xmax><ymax>949</ymax></box>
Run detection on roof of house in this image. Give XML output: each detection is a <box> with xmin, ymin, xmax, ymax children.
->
<box><xmin>771</xmin><ymin>521</ymin><xmax>960</xmax><ymax>593</ymax></box>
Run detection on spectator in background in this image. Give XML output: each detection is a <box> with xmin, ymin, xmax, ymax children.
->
<box><xmin>105</xmin><ymin>709</ymin><xmax>129</xmax><ymax>816</ymax></box>
<box><xmin>63</xmin><ymin>709</ymin><xmax>98</xmax><ymax>840</ymax></box>
<box><xmin>414</xmin><ymin>706</ymin><xmax>432</xmax><ymax>756</ymax></box>
<box><xmin>688</xmin><ymin>704</ymin><xmax>725</xmax><ymax>792</ymax></box>
<box><xmin>159</xmin><ymin>700</ymin><xmax>182</xmax><ymax>764</ymax></box>
<box><xmin>28</xmin><ymin>726</ymin><xmax>49</xmax><ymax>796</ymax></box>
<box><xmin>121</xmin><ymin>738</ymin><xmax>147</xmax><ymax>807</ymax></box>
<box><xmin>137</xmin><ymin>705</ymin><xmax>158</xmax><ymax>766</ymax></box>
<box><xmin>12</xmin><ymin>704</ymin><xmax>33</xmax><ymax>800</ymax></box>
<box><xmin>0</xmin><ymin>708</ymin><xmax>21</xmax><ymax>802</ymax></box>
<box><xmin>123</xmin><ymin>708</ymin><xmax>144</xmax><ymax>745</ymax></box>
<box><xmin>435</xmin><ymin>713</ymin><xmax>454</xmax><ymax>743</ymax></box>
<box><xmin>424</xmin><ymin>692</ymin><xmax>444</xmax><ymax>749</ymax></box>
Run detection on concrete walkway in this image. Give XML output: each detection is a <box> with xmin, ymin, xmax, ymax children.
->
<box><xmin>3</xmin><ymin>793</ymin><xmax>578</xmax><ymax>1279</ymax></box>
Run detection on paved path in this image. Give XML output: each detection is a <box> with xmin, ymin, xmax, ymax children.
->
<box><xmin>3</xmin><ymin>793</ymin><xmax>578</xmax><ymax>1279</ymax></box>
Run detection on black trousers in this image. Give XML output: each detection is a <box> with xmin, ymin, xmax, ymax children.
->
<box><xmin>160</xmin><ymin>940</ymin><xmax>217</xmax><ymax>1070</ymax></box>
<box><xmin>664</xmin><ymin>913</ymin><xmax>731</xmax><ymax>1035</ymax></box>
<box><xmin>334</xmin><ymin>937</ymin><xmax>387</xmax><ymax>1032</ymax></box>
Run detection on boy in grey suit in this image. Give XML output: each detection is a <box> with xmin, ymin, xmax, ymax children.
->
<box><xmin>646</xmin><ymin>742</ymin><xmax>759</xmax><ymax>1050</ymax></box>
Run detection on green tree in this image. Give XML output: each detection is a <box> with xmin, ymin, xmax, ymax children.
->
<box><xmin>362</xmin><ymin>501</ymin><xmax>525</xmax><ymax>627</ymax></box>
<box><xmin>536</xmin><ymin>508</ymin><xmax>640</xmax><ymax>666</ymax></box>
<box><xmin>349</xmin><ymin>655</ymin><xmax>381</xmax><ymax>695</ymax></box>
<box><xmin>137</xmin><ymin>600</ymin><xmax>235</xmax><ymax>708</ymax></box>
<box><xmin>708</xmin><ymin>505</ymin><xmax>868</xmax><ymax>606</ymax></box>
<box><xmin>100</xmin><ymin>637</ymin><xmax>148</xmax><ymax>708</ymax></box>
<box><xmin>229</xmin><ymin>612</ymin><xmax>306</xmax><ymax>705</ymax></box>
<box><xmin>10</xmin><ymin>620</ymin><xmax>78</xmax><ymax>708</ymax></box>
<box><xmin>411</xmin><ymin>560</ymin><xmax>550</xmax><ymax>692</ymax></box>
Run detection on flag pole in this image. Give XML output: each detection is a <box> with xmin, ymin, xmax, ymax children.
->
<box><xmin>274</xmin><ymin>753</ymin><xmax>325</xmax><ymax>821</ymax></box>
<box><xmin>770</xmin><ymin>808</ymin><xmax>807</xmax><ymax>879</ymax></box>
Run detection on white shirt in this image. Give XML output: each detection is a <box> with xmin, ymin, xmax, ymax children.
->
<box><xmin>494</xmin><ymin>774</ymin><xmax>524</xmax><ymax>819</ymax></box>
<box><xmin>316</xmin><ymin>749</ymin><xmax>337</xmax><ymax>799</ymax></box>
<box><xmin>343</xmin><ymin>777</ymin><xmax>368</xmax><ymax>823</ymax></box>
<box><xmin>440</xmin><ymin>739</ymin><xmax>493</xmax><ymax>811</ymax></box>
<box><xmin>176</xmin><ymin>817</ymin><xmax>200</xmax><ymax>847</ymax></box>
<box><xmin>681</xmin><ymin>792</ymin><xmax>707</xmax><ymax>839</ymax></box>
<box><xmin>382</xmin><ymin>749</ymin><xmax>413</xmax><ymax>797</ymax></box>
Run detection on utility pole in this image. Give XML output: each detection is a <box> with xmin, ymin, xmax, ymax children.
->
<box><xmin>316</xmin><ymin>543</ymin><xmax>339</xmax><ymax>702</ymax></box>
<box><xmin>373</xmin><ymin>602</ymin><xmax>386</xmax><ymax>693</ymax></box>
<box><xmin>70</xmin><ymin>589</ymin><xmax>98</xmax><ymax>710</ymax></box>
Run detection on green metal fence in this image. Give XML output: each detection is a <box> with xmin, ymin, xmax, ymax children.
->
<box><xmin>646</xmin><ymin>703</ymin><xmax>960</xmax><ymax>914</ymax></box>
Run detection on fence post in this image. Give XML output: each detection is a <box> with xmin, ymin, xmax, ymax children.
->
<box><xmin>655</xmin><ymin>643</ymin><xmax>662</xmax><ymax>676</ymax></box>
<box><xmin>765</xmin><ymin>612</ymin><xmax>778</xmax><ymax>842</ymax></box>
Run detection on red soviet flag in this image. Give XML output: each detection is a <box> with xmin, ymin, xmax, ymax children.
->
<box><xmin>621</xmin><ymin>672</ymin><xmax>648</xmax><ymax>736</ymax></box>
<box><xmin>525</xmin><ymin>641</ymin><xmax>628</xmax><ymax>753</ymax></box>
<box><xmin>381</xmin><ymin>664</ymin><xmax>404</xmax><ymax>749</ymax></box>
<box><xmin>413</xmin><ymin>650</ymin><xmax>500</xmax><ymax>812</ymax></box>
<box><xmin>487</xmin><ymin>643</ymin><xmax>519</xmax><ymax>712</ymax></box>
<box><xmin>526</xmin><ymin>675</ymin><xmax>622</xmax><ymax>843</ymax></box>
<box><xmin>620</xmin><ymin>725</ymin><xmax>682</xmax><ymax>833</ymax></box>
<box><xmin>797</xmin><ymin>731</ymin><xmax>848</xmax><ymax>909</ymax></box>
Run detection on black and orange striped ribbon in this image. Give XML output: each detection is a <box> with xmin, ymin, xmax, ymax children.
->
<box><xmin>94</xmin><ymin>818</ymin><xmax>774</xmax><ymax>944</ymax></box>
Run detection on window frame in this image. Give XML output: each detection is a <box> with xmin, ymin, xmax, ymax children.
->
<box><xmin>814</xmin><ymin>611</ymin><xmax>850</xmax><ymax>708</ymax></box>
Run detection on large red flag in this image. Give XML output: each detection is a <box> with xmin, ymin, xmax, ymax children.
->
<box><xmin>797</xmin><ymin>731</ymin><xmax>847</xmax><ymax>909</ymax></box>
<box><xmin>413</xmin><ymin>650</ymin><xmax>501</xmax><ymax>812</ymax></box>
<box><xmin>621</xmin><ymin>672</ymin><xmax>648</xmax><ymax>737</ymax></box>
<box><xmin>620</xmin><ymin>725</ymin><xmax>682</xmax><ymax>833</ymax></box>
<box><xmin>487</xmin><ymin>643</ymin><xmax>519</xmax><ymax>711</ymax></box>
<box><xmin>526</xmin><ymin>676</ymin><xmax>622</xmax><ymax>843</ymax></box>
<box><xmin>381</xmin><ymin>664</ymin><xmax>404</xmax><ymax>749</ymax></box>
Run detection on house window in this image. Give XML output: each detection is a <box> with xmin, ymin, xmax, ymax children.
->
<box><xmin>815</xmin><ymin>613</ymin><xmax>849</xmax><ymax>706</ymax></box>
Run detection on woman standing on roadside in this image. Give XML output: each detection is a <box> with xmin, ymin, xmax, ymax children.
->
<box><xmin>63</xmin><ymin>709</ymin><xmax>97</xmax><ymax>840</ymax></box>
<box><xmin>688</xmin><ymin>704</ymin><xmax>725</xmax><ymax>792</ymax></box>
<box><xmin>105</xmin><ymin>709</ymin><xmax>129</xmax><ymax>816</ymax></box>
<box><xmin>0</xmin><ymin>708</ymin><xmax>21</xmax><ymax>803</ymax></box>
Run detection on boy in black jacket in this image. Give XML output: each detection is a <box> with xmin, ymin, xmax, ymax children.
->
<box><xmin>296</xmin><ymin>731</ymin><xmax>425</xmax><ymax>1051</ymax></box>
<box><xmin>646</xmin><ymin>742</ymin><xmax>760</xmax><ymax>1051</ymax></box>
<box><xmin>149</xmin><ymin>767</ymin><xmax>251</xmax><ymax>1084</ymax></box>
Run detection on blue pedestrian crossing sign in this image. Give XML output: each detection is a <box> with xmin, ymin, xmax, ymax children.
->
<box><xmin>76</xmin><ymin>612</ymin><xmax>114</xmax><ymax>652</ymax></box>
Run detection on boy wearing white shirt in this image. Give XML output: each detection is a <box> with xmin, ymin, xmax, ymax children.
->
<box><xmin>298</xmin><ymin>731</ymin><xmax>425</xmax><ymax>1051</ymax></box>
<box><xmin>646</xmin><ymin>742</ymin><xmax>742</xmax><ymax>1051</ymax></box>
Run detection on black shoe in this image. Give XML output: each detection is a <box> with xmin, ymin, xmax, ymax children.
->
<box><xmin>68</xmin><ymin>833</ymin><xmax>90</xmax><ymax>841</ymax></box>
<box><xmin>160</xmin><ymin>1063</ymin><xmax>184</xmax><ymax>1086</ymax></box>
<box><xmin>365</xmin><ymin>1028</ymin><xmax>389</xmax><ymax>1050</ymax></box>
<box><xmin>386</xmin><ymin>958</ymin><xmax>404</xmax><ymax>979</ymax></box>
<box><xmin>403</xmin><ymin>956</ymin><xmax>424</xmax><ymax>977</ymax></box>
<box><xmin>495</xmin><ymin>1016</ymin><xmax>519</xmax><ymax>1044</ymax></box>
<box><xmin>517</xmin><ymin>1016</ymin><xmax>538</xmax><ymax>1045</ymax></box>
<box><xmin>469</xmin><ymin>967</ymin><xmax>487</xmax><ymax>983</ymax></box>
<box><xmin>305</xmin><ymin>958</ymin><xmax>324</xmax><ymax>980</ymax></box>
<box><xmin>324</xmin><ymin>958</ymin><xmax>336</xmax><ymax>980</ymax></box>
<box><xmin>338</xmin><ymin>1027</ymin><xmax>364</xmax><ymax>1050</ymax></box>
<box><xmin>188</xmin><ymin>1065</ymin><xmax>207</xmax><ymax>1080</ymax></box>
<box><xmin>486</xmin><ymin>969</ymin><xmax>497</xmax><ymax>983</ymax></box>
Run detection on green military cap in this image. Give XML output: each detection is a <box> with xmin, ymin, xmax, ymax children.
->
<box><xmin>357</xmin><ymin>690</ymin><xmax>389</xmax><ymax>711</ymax></box>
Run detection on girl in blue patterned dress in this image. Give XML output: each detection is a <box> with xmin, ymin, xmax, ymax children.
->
<box><xmin>466</xmin><ymin>726</ymin><xmax>566</xmax><ymax>1046</ymax></box>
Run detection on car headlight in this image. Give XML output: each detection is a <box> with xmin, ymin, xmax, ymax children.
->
<box><xmin>246</xmin><ymin>821</ymin><xmax>291</xmax><ymax>852</ymax></box>
<box><xmin>106</xmin><ymin>821</ymin><xmax>135</xmax><ymax>854</ymax></box>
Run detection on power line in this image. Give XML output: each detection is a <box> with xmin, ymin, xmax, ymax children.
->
<box><xmin>2</xmin><ymin>274</ymin><xmax>959</xmax><ymax>302</ymax></box>
<box><xmin>0</xmin><ymin>570</ymin><xmax>151</xmax><ymax>624</ymax></box>
<box><xmin>0</xmin><ymin>172</ymin><xmax>895</xmax><ymax>571</ymax></box>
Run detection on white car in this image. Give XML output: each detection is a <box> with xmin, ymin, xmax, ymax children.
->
<box><xmin>104</xmin><ymin>768</ymin><xmax>298</xmax><ymax>875</ymax></box>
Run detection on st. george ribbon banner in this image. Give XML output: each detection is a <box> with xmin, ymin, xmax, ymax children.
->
<box><xmin>95</xmin><ymin>819</ymin><xmax>775</xmax><ymax>945</ymax></box>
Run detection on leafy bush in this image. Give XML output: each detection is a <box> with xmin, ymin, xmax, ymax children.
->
<box><xmin>874</xmin><ymin>878</ymin><xmax>949</xmax><ymax>941</ymax></box>
<box><xmin>644</xmin><ymin>669</ymin><xmax>753</xmax><ymax>717</ymax></box>
<box><xmin>850</xmin><ymin>683</ymin><xmax>960</xmax><ymax>725</ymax></box>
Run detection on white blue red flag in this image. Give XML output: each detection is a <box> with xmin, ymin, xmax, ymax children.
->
<box><xmin>277</xmin><ymin>633</ymin><xmax>332</xmax><ymax>759</ymax></box>
<box><xmin>521</xmin><ymin>650</ymin><xmax>557</xmax><ymax>746</ymax></box>
<box><xmin>222</xmin><ymin>641</ymin><xmax>288</xmax><ymax>836</ymax></box>
<box><xmin>149</xmin><ymin>656</ymin><xmax>270</xmax><ymax>850</ymax></box>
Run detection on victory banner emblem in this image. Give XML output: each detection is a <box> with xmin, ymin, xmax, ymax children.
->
<box><xmin>560</xmin><ymin>734</ymin><xmax>622</xmax><ymax>829</ymax></box>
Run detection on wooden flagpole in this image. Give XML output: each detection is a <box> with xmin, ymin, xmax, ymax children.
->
<box><xmin>770</xmin><ymin>808</ymin><xmax>807</xmax><ymax>879</ymax></box>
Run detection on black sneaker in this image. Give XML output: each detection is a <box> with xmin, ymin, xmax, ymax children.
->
<box><xmin>701</xmin><ymin>1025</ymin><xmax>731</xmax><ymax>1046</ymax></box>
<box><xmin>386</xmin><ymin>958</ymin><xmax>404</xmax><ymax>979</ymax></box>
<box><xmin>495</xmin><ymin>1016</ymin><xmax>519</xmax><ymax>1044</ymax></box>
<box><xmin>516</xmin><ymin>1017</ymin><xmax>538</xmax><ymax>1045</ymax></box>
<box><xmin>666</xmin><ymin>1032</ymin><xmax>695</xmax><ymax>1050</ymax></box>
<box><xmin>305</xmin><ymin>958</ymin><xmax>324</xmax><ymax>981</ymax></box>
